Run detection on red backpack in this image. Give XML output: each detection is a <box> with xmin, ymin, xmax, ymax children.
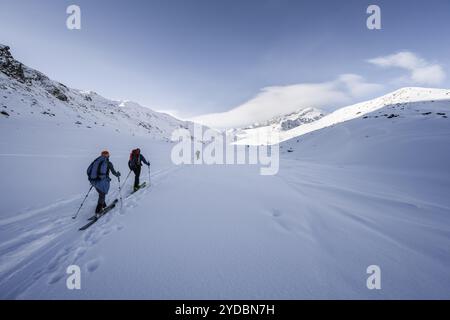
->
<box><xmin>128</xmin><ymin>149</ymin><xmax>141</xmax><ymax>169</ymax></box>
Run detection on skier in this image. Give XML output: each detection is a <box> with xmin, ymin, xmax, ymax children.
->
<box><xmin>128</xmin><ymin>148</ymin><xmax>150</xmax><ymax>192</ymax></box>
<box><xmin>87</xmin><ymin>150</ymin><xmax>121</xmax><ymax>215</ymax></box>
<box><xmin>195</xmin><ymin>150</ymin><xmax>200</xmax><ymax>160</ymax></box>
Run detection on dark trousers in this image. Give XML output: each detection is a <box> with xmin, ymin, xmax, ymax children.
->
<box><xmin>95</xmin><ymin>188</ymin><xmax>106</xmax><ymax>213</ymax></box>
<box><xmin>133</xmin><ymin>166</ymin><xmax>141</xmax><ymax>189</ymax></box>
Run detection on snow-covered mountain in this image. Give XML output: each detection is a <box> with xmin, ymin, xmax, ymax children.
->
<box><xmin>1</xmin><ymin>44</ymin><xmax>450</xmax><ymax>300</ymax></box>
<box><xmin>226</xmin><ymin>107</ymin><xmax>324</xmax><ymax>144</ymax></box>
<box><xmin>0</xmin><ymin>44</ymin><xmax>193</xmax><ymax>141</ymax></box>
<box><xmin>237</xmin><ymin>87</ymin><xmax>450</xmax><ymax>145</ymax></box>
<box><xmin>243</xmin><ymin>107</ymin><xmax>325</xmax><ymax>131</ymax></box>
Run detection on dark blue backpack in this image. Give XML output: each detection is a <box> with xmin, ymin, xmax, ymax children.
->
<box><xmin>87</xmin><ymin>156</ymin><xmax>105</xmax><ymax>181</ymax></box>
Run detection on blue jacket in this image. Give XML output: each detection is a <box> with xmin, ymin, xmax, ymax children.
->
<box><xmin>87</xmin><ymin>156</ymin><xmax>119</xmax><ymax>194</ymax></box>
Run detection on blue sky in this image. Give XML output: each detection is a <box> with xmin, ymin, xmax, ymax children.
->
<box><xmin>1</xmin><ymin>0</ymin><xmax>449</xmax><ymax>127</ymax></box>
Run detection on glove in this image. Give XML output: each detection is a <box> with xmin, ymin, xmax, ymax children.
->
<box><xmin>116</xmin><ymin>171</ymin><xmax>121</xmax><ymax>177</ymax></box>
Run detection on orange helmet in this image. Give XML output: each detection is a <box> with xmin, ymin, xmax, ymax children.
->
<box><xmin>101</xmin><ymin>150</ymin><xmax>110</xmax><ymax>157</ymax></box>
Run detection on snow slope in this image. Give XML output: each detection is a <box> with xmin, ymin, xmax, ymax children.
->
<box><xmin>0</xmin><ymin>44</ymin><xmax>193</xmax><ymax>141</ymax></box>
<box><xmin>1</xmin><ymin>91</ymin><xmax>449</xmax><ymax>299</ymax></box>
<box><xmin>0</xmin><ymin>44</ymin><xmax>198</xmax><ymax>216</ymax></box>
<box><xmin>2</xmin><ymin>150</ymin><xmax>450</xmax><ymax>299</ymax></box>
<box><xmin>1</xmin><ymin>44</ymin><xmax>450</xmax><ymax>299</ymax></box>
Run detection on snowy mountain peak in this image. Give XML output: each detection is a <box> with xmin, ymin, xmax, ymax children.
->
<box><xmin>118</xmin><ymin>100</ymin><xmax>144</xmax><ymax>109</ymax></box>
<box><xmin>0</xmin><ymin>44</ymin><xmax>196</xmax><ymax>141</ymax></box>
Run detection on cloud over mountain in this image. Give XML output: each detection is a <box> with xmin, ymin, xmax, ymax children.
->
<box><xmin>193</xmin><ymin>74</ymin><xmax>382</xmax><ymax>128</ymax></box>
<box><xmin>368</xmin><ymin>51</ymin><xmax>446</xmax><ymax>86</ymax></box>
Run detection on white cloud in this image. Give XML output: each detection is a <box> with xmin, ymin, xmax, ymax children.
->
<box><xmin>411</xmin><ymin>65</ymin><xmax>446</xmax><ymax>85</ymax></box>
<box><xmin>337</xmin><ymin>74</ymin><xmax>384</xmax><ymax>97</ymax></box>
<box><xmin>368</xmin><ymin>51</ymin><xmax>446</xmax><ymax>86</ymax></box>
<box><xmin>192</xmin><ymin>74</ymin><xmax>382</xmax><ymax>129</ymax></box>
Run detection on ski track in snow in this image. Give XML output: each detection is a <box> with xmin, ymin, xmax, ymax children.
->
<box><xmin>0</xmin><ymin>165</ymin><xmax>180</xmax><ymax>299</ymax></box>
<box><xmin>1</xmin><ymin>159</ymin><xmax>450</xmax><ymax>299</ymax></box>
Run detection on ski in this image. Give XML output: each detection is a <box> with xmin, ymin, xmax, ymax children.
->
<box><xmin>135</xmin><ymin>181</ymin><xmax>146</xmax><ymax>191</ymax></box>
<box><xmin>126</xmin><ymin>182</ymin><xmax>147</xmax><ymax>198</ymax></box>
<box><xmin>86</xmin><ymin>198</ymin><xmax>119</xmax><ymax>221</ymax></box>
<box><xmin>80</xmin><ymin>199</ymin><xmax>118</xmax><ymax>230</ymax></box>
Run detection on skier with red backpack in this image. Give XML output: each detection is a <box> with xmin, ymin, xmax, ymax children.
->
<box><xmin>128</xmin><ymin>148</ymin><xmax>150</xmax><ymax>192</ymax></box>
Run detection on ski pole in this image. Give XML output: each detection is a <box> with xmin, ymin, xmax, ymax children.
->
<box><xmin>118</xmin><ymin>176</ymin><xmax>123</xmax><ymax>209</ymax></box>
<box><xmin>120</xmin><ymin>170</ymin><xmax>132</xmax><ymax>189</ymax></box>
<box><xmin>73</xmin><ymin>185</ymin><xmax>94</xmax><ymax>219</ymax></box>
<box><xmin>148</xmin><ymin>164</ymin><xmax>151</xmax><ymax>186</ymax></box>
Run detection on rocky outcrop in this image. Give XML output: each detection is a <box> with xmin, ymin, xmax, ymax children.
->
<box><xmin>0</xmin><ymin>44</ymin><xmax>69</xmax><ymax>102</ymax></box>
<box><xmin>0</xmin><ymin>45</ymin><xmax>27</xmax><ymax>83</ymax></box>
